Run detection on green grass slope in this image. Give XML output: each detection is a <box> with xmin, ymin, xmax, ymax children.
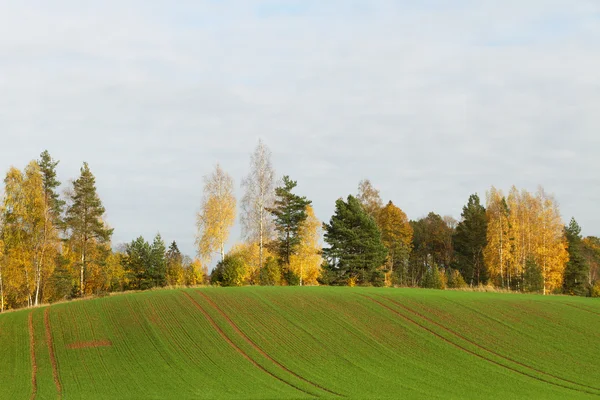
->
<box><xmin>1</xmin><ymin>287</ymin><xmax>600</xmax><ymax>399</ymax></box>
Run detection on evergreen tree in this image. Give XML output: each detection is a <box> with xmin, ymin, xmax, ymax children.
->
<box><xmin>452</xmin><ymin>194</ymin><xmax>488</xmax><ymax>286</ymax></box>
<box><xmin>267</xmin><ymin>176</ymin><xmax>311</xmax><ymax>268</ymax></box>
<box><xmin>563</xmin><ymin>218</ymin><xmax>589</xmax><ymax>296</ymax></box>
<box><xmin>124</xmin><ymin>236</ymin><xmax>151</xmax><ymax>290</ymax></box>
<box><xmin>65</xmin><ymin>162</ymin><xmax>113</xmax><ymax>296</ymax></box>
<box><xmin>38</xmin><ymin>150</ymin><xmax>65</xmax><ymax>227</ymax></box>
<box><xmin>149</xmin><ymin>233</ymin><xmax>167</xmax><ymax>288</ymax></box>
<box><xmin>523</xmin><ymin>255</ymin><xmax>543</xmax><ymax>293</ymax></box>
<box><xmin>322</xmin><ymin>195</ymin><xmax>387</xmax><ymax>285</ymax></box>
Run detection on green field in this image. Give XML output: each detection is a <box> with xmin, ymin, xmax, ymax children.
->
<box><xmin>1</xmin><ymin>287</ymin><xmax>599</xmax><ymax>399</ymax></box>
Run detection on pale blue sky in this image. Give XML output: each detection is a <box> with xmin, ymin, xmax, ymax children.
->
<box><xmin>1</xmin><ymin>1</ymin><xmax>599</xmax><ymax>262</ymax></box>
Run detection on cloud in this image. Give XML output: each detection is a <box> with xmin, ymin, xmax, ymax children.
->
<box><xmin>1</xmin><ymin>0</ymin><xmax>599</xmax><ymax>261</ymax></box>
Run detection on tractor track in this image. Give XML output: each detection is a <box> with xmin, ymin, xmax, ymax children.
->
<box><xmin>361</xmin><ymin>294</ymin><xmax>600</xmax><ymax>397</ymax></box>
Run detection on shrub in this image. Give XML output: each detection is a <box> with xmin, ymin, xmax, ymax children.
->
<box><xmin>260</xmin><ymin>257</ymin><xmax>281</xmax><ymax>286</ymax></box>
<box><xmin>447</xmin><ymin>269</ymin><xmax>467</xmax><ymax>289</ymax></box>
<box><xmin>211</xmin><ymin>254</ymin><xmax>246</xmax><ymax>287</ymax></box>
<box><xmin>420</xmin><ymin>266</ymin><xmax>445</xmax><ymax>290</ymax></box>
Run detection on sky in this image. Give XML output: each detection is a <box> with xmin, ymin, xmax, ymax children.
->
<box><xmin>1</xmin><ymin>1</ymin><xmax>599</xmax><ymax>262</ymax></box>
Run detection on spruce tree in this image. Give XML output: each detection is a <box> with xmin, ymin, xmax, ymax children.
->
<box><xmin>322</xmin><ymin>195</ymin><xmax>387</xmax><ymax>285</ymax></box>
<box><xmin>563</xmin><ymin>218</ymin><xmax>589</xmax><ymax>296</ymax></box>
<box><xmin>38</xmin><ymin>150</ymin><xmax>65</xmax><ymax>226</ymax></box>
<box><xmin>267</xmin><ymin>176</ymin><xmax>311</xmax><ymax>268</ymax></box>
<box><xmin>65</xmin><ymin>162</ymin><xmax>113</xmax><ymax>296</ymax></box>
<box><xmin>452</xmin><ymin>194</ymin><xmax>488</xmax><ymax>286</ymax></box>
<box><xmin>150</xmin><ymin>233</ymin><xmax>167</xmax><ymax>288</ymax></box>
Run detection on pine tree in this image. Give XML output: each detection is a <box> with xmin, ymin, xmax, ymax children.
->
<box><xmin>563</xmin><ymin>218</ymin><xmax>589</xmax><ymax>296</ymax></box>
<box><xmin>65</xmin><ymin>162</ymin><xmax>113</xmax><ymax>296</ymax></box>
<box><xmin>150</xmin><ymin>234</ymin><xmax>167</xmax><ymax>288</ymax></box>
<box><xmin>322</xmin><ymin>195</ymin><xmax>387</xmax><ymax>285</ymax></box>
<box><xmin>267</xmin><ymin>176</ymin><xmax>311</xmax><ymax>269</ymax></box>
<box><xmin>453</xmin><ymin>194</ymin><xmax>488</xmax><ymax>286</ymax></box>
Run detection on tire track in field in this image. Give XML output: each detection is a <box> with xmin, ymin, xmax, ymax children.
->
<box><xmin>44</xmin><ymin>308</ymin><xmax>62</xmax><ymax>398</ymax></box>
<box><xmin>197</xmin><ymin>291</ymin><xmax>343</xmax><ymax>398</ymax></box>
<box><xmin>182</xmin><ymin>292</ymin><xmax>317</xmax><ymax>398</ymax></box>
<box><xmin>361</xmin><ymin>294</ymin><xmax>600</xmax><ymax>397</ymax></box>
<box><xmin>562</xmin><ymin>303</ymin><xmax>600</xmax><ymax>318</ymax></box>
<box><xmin>378</xmin><ymin>295</ymin><xmax>600</xmax><ymax>393</ymax></box>
<box><xmin>28</xmin><ymin>313</ymin><xmax>37</xmax><ymax>400</ymax></box>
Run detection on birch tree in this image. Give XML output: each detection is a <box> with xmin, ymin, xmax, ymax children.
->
<box><xmin>196</xmin><ymin>163</ymin><xmax>236</xmax><ymax>264</ymax></box>
<box><xmin>288</xmin><ymin>205</ymin><xmax>322</xmax><ymax>286</ymax></box>
<box><xmin>484</xmin><ymin>187</ymin><xmax>512</xmax><ymax>288</ymax></box>
<box><xmin>241</xmin><ymin>139</ymin><xmax>276</xmax><ymax>271</ymax></box>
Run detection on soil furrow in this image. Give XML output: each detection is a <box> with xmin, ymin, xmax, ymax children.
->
<box><xmin>362</xmin><ymin>294</ymin><xmax>600</xmax><ymax>397</ymax></box>
<box><xmin>28</xmin><ymin>313</ymin><xmax>37</xmax><ymax>400</ymax></box>
<box><xmin>44</xmin><ymin>307</ymin><xmax>62</xmax><ymax>397</ymax></box>
<box><xmin>380</xmin><ymin>295</ymin><xmax>600</xmax><ymax>393</ymax></box>
<box><xmin>198</xmin><ymin>291</ymin><xmax>344</xmax><ymax>398</ymax></box>
<box><xmin>182</xmin><ymin>292</ymin><xmax>316</xmax><ymax>398</ymax></box>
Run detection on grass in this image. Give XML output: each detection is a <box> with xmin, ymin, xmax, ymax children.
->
<box><xmin>1</xmin><ymin>287</ymin><xmax>599</xmax><ymax>399</ymax></box>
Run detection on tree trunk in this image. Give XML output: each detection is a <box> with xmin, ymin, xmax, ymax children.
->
<box><xmin>220</xmin><ymin>241</ymin><xmax>225</xmax><ymax>263</ymax></box>
<box><xmin>80</xmin><ymin>241</ymin><xmax>86</xmax><ymax>297</ymax></box>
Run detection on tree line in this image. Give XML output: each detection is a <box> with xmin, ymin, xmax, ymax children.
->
<box><xmin>1</xmin><ymin>142</ymin><xmax>598</xmax><ymax>311</ymax></box>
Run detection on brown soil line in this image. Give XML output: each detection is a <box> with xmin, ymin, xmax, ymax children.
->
<box><xmin>44</xmin><ymin>308</ymin><xmax>62</xmax><ymax>396</ymax></box>
<box><xmin>197</xmin><ymin>291</ymin><xmax>343</xmax><ymax>397</ymax></box>
<box><xmin>29</xmin><ymin>313</ymin><xmax>37</xmax><ymax>400</ymax></box>
<box><xmin>379</xmin><ymin>295</ymin><xmax>600</xmax><ymax>393</ymax></box>
<box><xmin>182</xmin><ymin>292</ymin><xmax>315</xmax><ymax>398</ymax></box>
<box><xmin>66</xmin><ymin>340</ymin><xmax>112</xmax><ymax>349</ymax></box>
<box><xmin>361</xmin><ymin>294</ymin><xmax>600</xmax><ymax>397</ymax></box>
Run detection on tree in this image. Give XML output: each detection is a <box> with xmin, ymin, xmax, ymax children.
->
<box><xmin>484</xmin><ymin>187</ymin><xmax>512</xmax><ymax>288</ymax></box>
<box><xmin>211</xmin><ymin>254</ymin><xmax>246</xmax><ymax>287</ymax></box>
<box><xmin>562</xmin><ymin>218</ymin><xmax>589</xmax><ymax>296</ymax></box>
<box><xmin>535</xmin><ymin>188</ymin><xmax>568</xmax><ymax>295</ymax></box>
<box><xmin>420</xmin><ymin>265</ymin><xmax>445</xmax><ymax>289</ymax></box>
<box><xmin>166</xmin><ymin>241</ymin><xmax>184</xmax><ymax>286</ymax></box>
<box><xmin>322</xmin><ymin>195</ymin><xmax>387</xmax><ymax>285</ymax></box>
<box><xmin>409</xmin><ymin>213</ymin><xmax>454</xmax><ymax>286</ymax></box>
<box><xmin>288</xmin><ymin>205</ymin><xmax>323</xmax><ymax>286</ymax></box>
<box><xmin>123</xmin><ymin>236</ymin><xmax>152</xmax><ymax>290</ymax></box>
<box><xmin>149</xmin><ymin>233</ymin><xmax>167</xmax><ymax>288</ymax></box>
<box><xmin>523</xmin><ymin>256</ymin><xmax>543</xmax><ymax>293</ymax></box>
<box><xmin>357</xmin><ymin>179</ymin><xmax>383</xmax><ymax>220</ymax></box>
<box><xmin>453</xmin><ymin>194</ymin><xmax>488</xmax><ymax>286</ymax></box>
<box><xmin>241</xmin><ymin>139</ymin><xmax>276</xmax><ymax>273</ymax></box>
<box><xmin>38</xmin><ymin>150</ymin><xmax>65</xmax><ymax>228</ymax></box>
<box><xmin>267</xmin><ymin>176</ymin><xmax>311</xmax><ymax>268</ymax></box>
<box><xmin>65</xmin><ymin>162</ymin><xmax>113</xmax><ymax>296</ymax></box>
<box><xmin>196</xmin><ymin>163</ymin><xmax>236</xmax><ymax>264</ymax></box>
<box><xmin>582</xmin><ymin>236</ymin><xmax>600</xmax><ymax>289</ymax></box>
<box><xmin>377</xmin><ymin>201</ymin><xmax>413</xmax><ymax>284</ymax></box>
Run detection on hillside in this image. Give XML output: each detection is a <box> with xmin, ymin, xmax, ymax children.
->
<box><xmin>1</xmin><ymin>287</ymin><xmax>599</xmax><ymax>399</ymax></box>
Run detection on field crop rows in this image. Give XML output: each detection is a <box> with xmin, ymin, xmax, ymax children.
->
<box><xmin>0</xmin><ymin>287</ymin><xmax>599</xmax><ymax>399</ymax></box>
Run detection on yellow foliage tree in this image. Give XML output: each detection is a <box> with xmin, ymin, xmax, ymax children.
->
<box><xmin>484</xmin><ymin>187</ymin><xmax>512</xmax><ymax>288</ymax></box>
<box><xmin>377</xmin><ymin>201</ymin><xmax>413</xmax><ymax>282</ymax></box>
<box><xmin>289</xmin><ymin>205</ymin><xmax>322</xmax><ymax>286</ymax></box>
<box><xmin>196</xmin><ymin>164</ymin><xmax>236</xmax><ymax>264</ymax></box>
<box><xmin>228</xmin><ymin>242</ymin><xmax>275</xmax><ymax>285</ymax></box>
<box><xmin>535</xmin><ymin>188</ymin><xmax>568</xmax><ymax>294</ymax></box>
